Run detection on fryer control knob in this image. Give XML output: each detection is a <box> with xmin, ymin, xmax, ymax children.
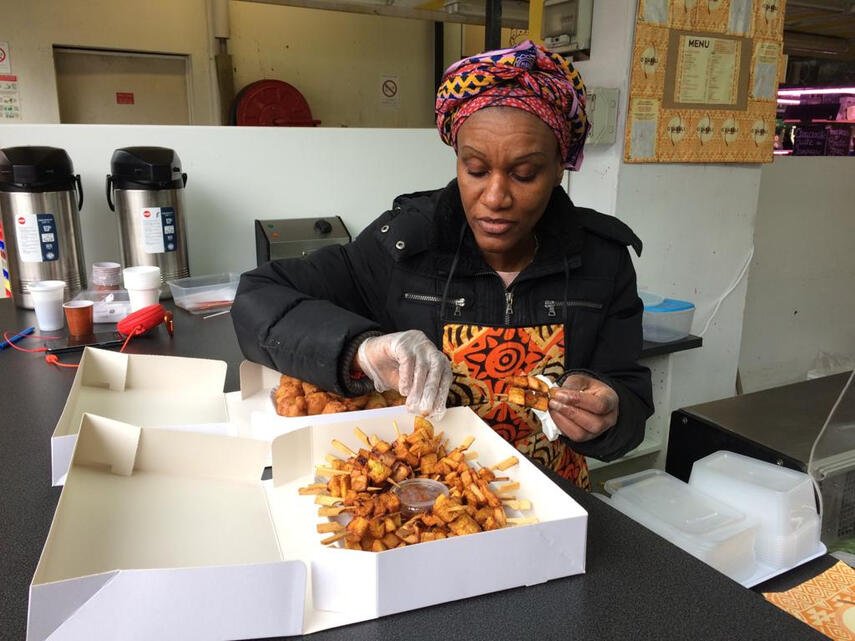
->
<box><xmin>314</xmin><ymin>219</ymin><xmax>332</xmax><ymax>235</ymax></box>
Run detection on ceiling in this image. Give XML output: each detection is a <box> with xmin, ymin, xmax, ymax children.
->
<box><xmin>784</xmin><ymin>0</ymin><xmax>855</xmax><ymax>58</ymax></box>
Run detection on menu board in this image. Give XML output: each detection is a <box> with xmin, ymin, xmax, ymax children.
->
<box><xmin>625</xmin><ymin>0</ymin><xmax>786</xmax><ymax>164</ymax></box>
<box><xmin>793</xmin><ymin>126</ymin><xmax>828</xmax><ymax>156</ymax></box>
<box><xmin>825</xmin><ymin>127</ymin><xmax>852</xmax><ymax>156</ymax></box>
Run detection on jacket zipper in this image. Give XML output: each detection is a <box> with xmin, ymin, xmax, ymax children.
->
<box><xmin>403</xmin><ymin>292</ymin><xmax>466</xmax><ymax>316</ymax></box>
<box><xmin>505</xmin><ymin>291</ymin><xmax>514</xmax><ymax>326</ymax></box>
<box><xmin>544</xmin><ymin>299</ymin><xmax>604</xmax><ymax>318</ymax></box>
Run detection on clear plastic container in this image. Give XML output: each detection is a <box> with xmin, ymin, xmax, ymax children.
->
<box><xmin>642</xmin><ymin>298</ymin><xmax>695</xmax><ymax>342</ymax></box>
<box><xmin>604</xmin><ymin>469</ymin><xmax>757</xmax><ymax>582</ymax></box>
<box><xmin>393</xmin><ymin>479</ymin><xmax>448</xmax><ymax>517</ymax></box>
<box><xmin>689</xmin><ymin>451</ymin><xmax>820</xmax><ymax>569</ymax></box>
<box><xmin>72</xmin><ymin>289</ymin><xmax>131</xmax><ymax>324</ymax></box>
<box><xmin>166</xmin><ymin>273</ymin><xmax>239</xmax><ymax>315</ymax></box>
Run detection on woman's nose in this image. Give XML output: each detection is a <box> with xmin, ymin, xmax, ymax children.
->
<box><xmin>481</xmin><ymin>172</ymin><xmax>512</xmax><ymax>211</ymax></box>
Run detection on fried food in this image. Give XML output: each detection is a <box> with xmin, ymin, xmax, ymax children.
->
<box><xmin>501</xmin><ymin>375</ymin><xmax>557</xmax><ymax>411</ymax></box>
<box><xmin>301</xmin><ymin>418</ymin><xmax>535</xmax><ymax>552</ymax></box>
<box><xmin>273</xmin><ymin>375</ymin><xmax>407</xmax><ymax>417</ymax></box>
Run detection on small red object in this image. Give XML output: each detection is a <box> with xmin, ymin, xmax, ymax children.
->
<box><xmin>116</xmin><ymin>92</ymin><xmax>134</xmax><ymax>105</ymax></box>
<box><xmin>233</xmin><ymin>80</ymin><xmax>321</xmax><ymax>127</ymax></box>
<box><xmin>118</xmin><ymin>304</ymin><xmax>167</xmax><ymax>337</ymax></box>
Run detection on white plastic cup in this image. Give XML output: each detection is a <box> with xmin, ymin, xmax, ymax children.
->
<box><xmin>28</xmin><ymin>280</ymin><xmax>67</xmax><ymax>331</ymax></box>
<box><xmin>123</xmin><ymin>266</ymin><xmax>161</xmax><ymax>312</ymax></box>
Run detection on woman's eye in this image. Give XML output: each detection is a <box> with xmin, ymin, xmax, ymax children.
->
<box><xmin>513</xmin><ymin>173</ymin><xmax>536</xmax><ymax>183</ymax></box>
<box><xmin>466</xmin><ymin>169</ymin><xmax>487</xmax><ymax>178</ymax></box>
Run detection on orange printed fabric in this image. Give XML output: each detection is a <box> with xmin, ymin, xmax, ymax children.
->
<box><xmin>764</xmin><ymin>561</ymin><xmax>855</xmax><ymax>640</ymax></box>
<box><xmin>442</xmin><ymin>323</ymin><xmax>590</xmax><ymax>490</ymax></box>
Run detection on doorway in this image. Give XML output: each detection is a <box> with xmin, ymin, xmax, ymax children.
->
<box><xmin>54</xmin><ymin>47</ymin><xmax>192</xmax><ymax>125</ymax></box>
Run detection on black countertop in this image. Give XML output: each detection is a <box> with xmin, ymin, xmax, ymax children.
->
<box><xmin>640</xmin><ymin>334</ymin><xmax>702</xmax><ymax>359</ymax></box>
<box><xmin>0</xmin><ymin>298</ymin><xmax>823</xmax><ymax>640</ymax></box>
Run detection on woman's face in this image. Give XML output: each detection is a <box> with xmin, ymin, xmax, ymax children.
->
<box><xmin>456</xmin><ymin>107</ymin><xmax>564</xmax><ymax>267</ymax></box>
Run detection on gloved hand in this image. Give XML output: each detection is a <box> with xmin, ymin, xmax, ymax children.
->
<box><xmin>356</xmin><ymin>330</ymin><xmax>452</xmax><ymax>418</ymax></box>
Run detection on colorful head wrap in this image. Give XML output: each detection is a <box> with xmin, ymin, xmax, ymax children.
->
<box><xmin>435</xmin><ymin>40</ymin><xmax>590</xmax><ymax>171</ymax></box>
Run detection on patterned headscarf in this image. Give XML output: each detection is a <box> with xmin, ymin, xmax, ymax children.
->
<box><xmin>436</xmin><ymin>40</ymin><xmax>590</xmax><ymax>171</ymax></box>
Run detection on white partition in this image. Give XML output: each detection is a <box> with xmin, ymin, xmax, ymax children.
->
<box><xmin>0</xmin><ymin>125</ymin><xmax>458</xmax><ymax>274</ymax></box>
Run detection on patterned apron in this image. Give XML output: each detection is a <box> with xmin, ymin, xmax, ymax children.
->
<box><xmin>442</xmin><ymin>323</ymin><xmax>591</xmax><ymax>490</ymax></box>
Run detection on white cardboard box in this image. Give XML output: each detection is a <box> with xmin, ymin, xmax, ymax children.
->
<box><xmin>50</xmin><ymin>348</ymin><xmax>232</xmax><ymax>486</ymax></box>
<box><xmin>30</xmin><ymin>407</ymin><xmax>587</xmax><ymax>639</ymax></box>
<box><xmin>231</xmin><ymin>360</ymin><xmax>415</xmax><ymax>452</ymax></box>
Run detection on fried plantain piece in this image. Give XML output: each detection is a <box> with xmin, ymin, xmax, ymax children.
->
<box><xmin>282</xmin><ymin>396</ymin><xmax>308</xmax><ymax>417</ymax></box>
<box><xmin>306</xmin><ymin>391</ymin><xmax>332</xmax><ymax>415</ymax></box>
<box><xmin>347</xmin><ymin>516</ymin><xmax>370</xmax><ymax>539</ymax></box>
<box><xmin>322</xmin><ymin>401</ymin><xmax>348</xmax><ymax>414</ymax></box>
<box><xmin>448</xmin><ymin>512</ymin><xmax>481</xmax><ymax>536</ymax></box>
<box><xmin>301</xmin><ymin>381</ymin><xmax>321</xmax><ymax>395</ymax></box>
<box><xmin>381</xmin><ymin>389</ymin><xmax>406</xmax><ymax>406</ymax></box>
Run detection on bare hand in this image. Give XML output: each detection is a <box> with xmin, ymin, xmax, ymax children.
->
<box><xmin>548</xmin><ymin>374</ymin><xmax>619</xmax><ymax>443</ymax></box>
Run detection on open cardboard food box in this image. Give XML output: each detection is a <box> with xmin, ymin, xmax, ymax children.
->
<box><xmin>29</xmin><ymin>407</ymin><xmax>588</xmax><ymax>640</ymax></box>
<box><xmin>51</xmin><ymin>351</ymin><xmax>417</xmax><ymax>485</ymax></box>
<box><xmin>50</xmin><ymin>348</ymin><xmax>233</xmax><ymax>486</ymax></box>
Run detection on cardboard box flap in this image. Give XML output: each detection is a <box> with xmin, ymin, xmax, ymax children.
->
<box><xmin>27</xmin><ymin>570</ymin><xmax>119</xmax><ymax>641</ymax></box>
<box><xmin>74</xmin><ymin>414</ymin><xmax>140</xmax><ymax>477</ymax></box>
<box><xmin>239</xmin><ymin>359</ymin><xmax>281</xmax><ymax>400</ymax></box>
<box><xmin>54</xmin><ymin>348</ymin><xmax>229</xmax><ymax>439</ymax></box>
<box><xmin>35</xmin><ymin>418</ymin><xmax>282</xmax><ymax>588</ymax></box>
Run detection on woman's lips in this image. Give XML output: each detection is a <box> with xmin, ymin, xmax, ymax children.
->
<box><xmin>475</xmin><ymin>217</ymin><xmax>515</xmax><ymax>235</ymax></box>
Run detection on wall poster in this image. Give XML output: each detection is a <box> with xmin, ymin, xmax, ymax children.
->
<box><xmin>625</xmin><ymin>0</ymin><xmax>786</xmax><ymax>163</ymax></box>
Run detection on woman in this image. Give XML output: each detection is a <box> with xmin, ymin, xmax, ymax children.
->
<box><xmin>232</xmin><ymin>41</ymin><xmax>653</xmax><ymax>490</ymax></box>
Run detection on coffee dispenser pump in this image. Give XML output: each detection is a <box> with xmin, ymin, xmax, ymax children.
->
<box><xmin>106</xmin><ymin>147</ymin><xmax>190</xmax><ymax>298</ymax></box>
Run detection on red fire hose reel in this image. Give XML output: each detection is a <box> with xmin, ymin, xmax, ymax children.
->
<box><xmin>231</xmin><ymin>80</ymin><xmax>321</xmax><ymax>127</ymax></box>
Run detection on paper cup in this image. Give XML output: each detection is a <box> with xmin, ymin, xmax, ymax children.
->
<box><xmin>63</xmin><ymin>300</ymin><xmax>94</xmax><ymax>337</ymax></box>
<box><xmin>124</xmin><ymin>266</ymin><xmax>162</xmax><ymax>311</ymax></box>
<box><xmin>92</xmin><ymin>262</ymin><xmax>122</xmax><ymax>290</ymax></box>
<box><xmin>28</xmin><ymin>280</ymin><xmax>67</xmax><ymax>331</ymax></box>
<box><xmin>127</xmin><ymin>288</ymin><xmax>160</xmax><ymax>312</ymax></box>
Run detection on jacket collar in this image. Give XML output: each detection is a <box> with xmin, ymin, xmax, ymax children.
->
<box><xmin>432</xmin><ymin>179</ymin><xmax>584</xmax><ymax>277</ymax></box>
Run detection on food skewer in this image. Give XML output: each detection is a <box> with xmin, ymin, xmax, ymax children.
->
<box><xmin>320</xmin><ymin>530</ymin><xmax>351</xmax><ymax>546</ymax></box>
<box><xmin>507</xmin><ymin>516</ymin><xmax>539</xmax><ymax>526</ymax></box>
<box><xmin>315</xmin><ymin>495</ymin><xmax>343</xmax><ymax>506</ymax></box>
<box><xmin>331</xmin><ymin>439</ymin><xmax>356</xmax><ymax>457</ymax></box>
<box><xmin>492</xmin><ymin>456</ymin><xmax>519</xmax><ymax>471</ymax></box>
<box><xmin>298</xmin><ymin>483</ymin><xmax>328</xmax><ymax>495</ymax></box>
<box><xmin>316</xmin><ymin>522</ymin><xmax>345</xmax><ymax>534</ymax></box>
<box><xmin>354</xmin><ymin>427</ymin><xmax>371</xmax><ymax>448</ymax></box>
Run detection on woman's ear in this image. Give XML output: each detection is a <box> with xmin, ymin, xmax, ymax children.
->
<box><xmin>554</xmin><ymin>160</ymin><xmax>565</xmax><ymax>187</ymax></box>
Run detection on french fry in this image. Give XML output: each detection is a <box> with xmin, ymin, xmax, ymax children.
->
<box><xmin>317</xmin><ymin>522</ymin><xmax>344</xmax><ymax>534</ymax></box>
<box><xmin>492</xmin><ymin>456</ymin><xmax>519</xmax><ymax>471</ymax></box>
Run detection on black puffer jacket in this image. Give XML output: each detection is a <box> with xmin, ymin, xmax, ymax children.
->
<box><xmin>232</xmin><ymin>180</ymin><xmax>653</xmax><ymax>461</ymax></box>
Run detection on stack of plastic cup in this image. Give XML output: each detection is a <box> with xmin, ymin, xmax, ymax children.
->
<box><xmin>123</xmin><ymin>266</ymin><xmax>161</xmax><ymax>312</ymax></box>
<box><xmin>91</xmin><ymin>262</ymin><xmax>122</xmax><ymax>291</ymax></box>
<box><xmin>28</xmin><ymin>280</ymin><xmax>67</xmax><ymax>331</ymax></box>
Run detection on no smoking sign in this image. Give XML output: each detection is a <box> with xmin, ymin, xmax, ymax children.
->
<box><xmin>0</xmin><ymin>42</ymin><xmax>10</xmax><ymax>74</ymax></box>
<box><xmin>379</xmin><ymin>74</ymin><xmax>400</xmax><ymax>108</ymax></box>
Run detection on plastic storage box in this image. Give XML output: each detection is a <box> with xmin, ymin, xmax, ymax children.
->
<box><xmin>167</xmin><ymin>273</ymin><xmax>239</xmax><ymax>315</ymax></box>
<box><xmin>72</xmin><ymin>289</ymin><xmax>131</xmax><ymax>324</ymax></box>
<box><xmin>604</xmin><ymin>469</ymin><xmax>757</xmax><ymax>582</ymax></box>
<box><xmin>688</xmin><ymin>451</ymin><xmax>821</xmax><ymax>568</ymax></box>
<box><xmin>642</xmin><ymin>298</ymin><xmax>695</xmax><ymax>342</ymax></box>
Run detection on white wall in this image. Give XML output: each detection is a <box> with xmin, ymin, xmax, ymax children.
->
<box><xmin>739</xmin><ymin>157</ymin><xmax>855</xmax><ymax>393</ymax></box>
<box><xmin>0</xmin><ymin>124</ymin><xmax>457</xmax><ymax>275</ymax></box>
<box><xmin>1</xmin><ymin>0</ymin><xmax>218</xmax><ymax>125</ymax></box>
<box><xmin>567</xmin><ymin>0</ymin><xmax>762</xmax><ymax>412</ymax></box>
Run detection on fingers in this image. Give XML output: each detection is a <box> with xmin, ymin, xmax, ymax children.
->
<box><xmin>551</xmin><ymin>388</ymin><xmax>616</xmax><ymax>415</ymax></box>
<box><xmin>408</xmin><ymin>350</ymin><xmax>451</xmax><ymax>417</ymax></box>
<box><xmin>548</xmin><ymin>399</ymin><xmax>615</xmax><ymax>442</ymax></box>
<box><xmin>562</xmin><ymin>374</ymin><xmax>591</xmax><ymax>392</ymax></box>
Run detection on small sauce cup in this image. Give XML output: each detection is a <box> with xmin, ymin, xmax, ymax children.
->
<box><xmin>393</xmin><ymin>479</ymin><xmax>448</xmax><ymax>517</ymax></box>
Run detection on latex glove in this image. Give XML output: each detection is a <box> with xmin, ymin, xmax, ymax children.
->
<box><xmin>356</xmin><ymin>330</ymin><xmax>452</xmax><ymax>418</ymax></box>
<box><xmin>548</xmin><ymin>373</ymin><xmax>619</xmax><ymax>443</ymax></box>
